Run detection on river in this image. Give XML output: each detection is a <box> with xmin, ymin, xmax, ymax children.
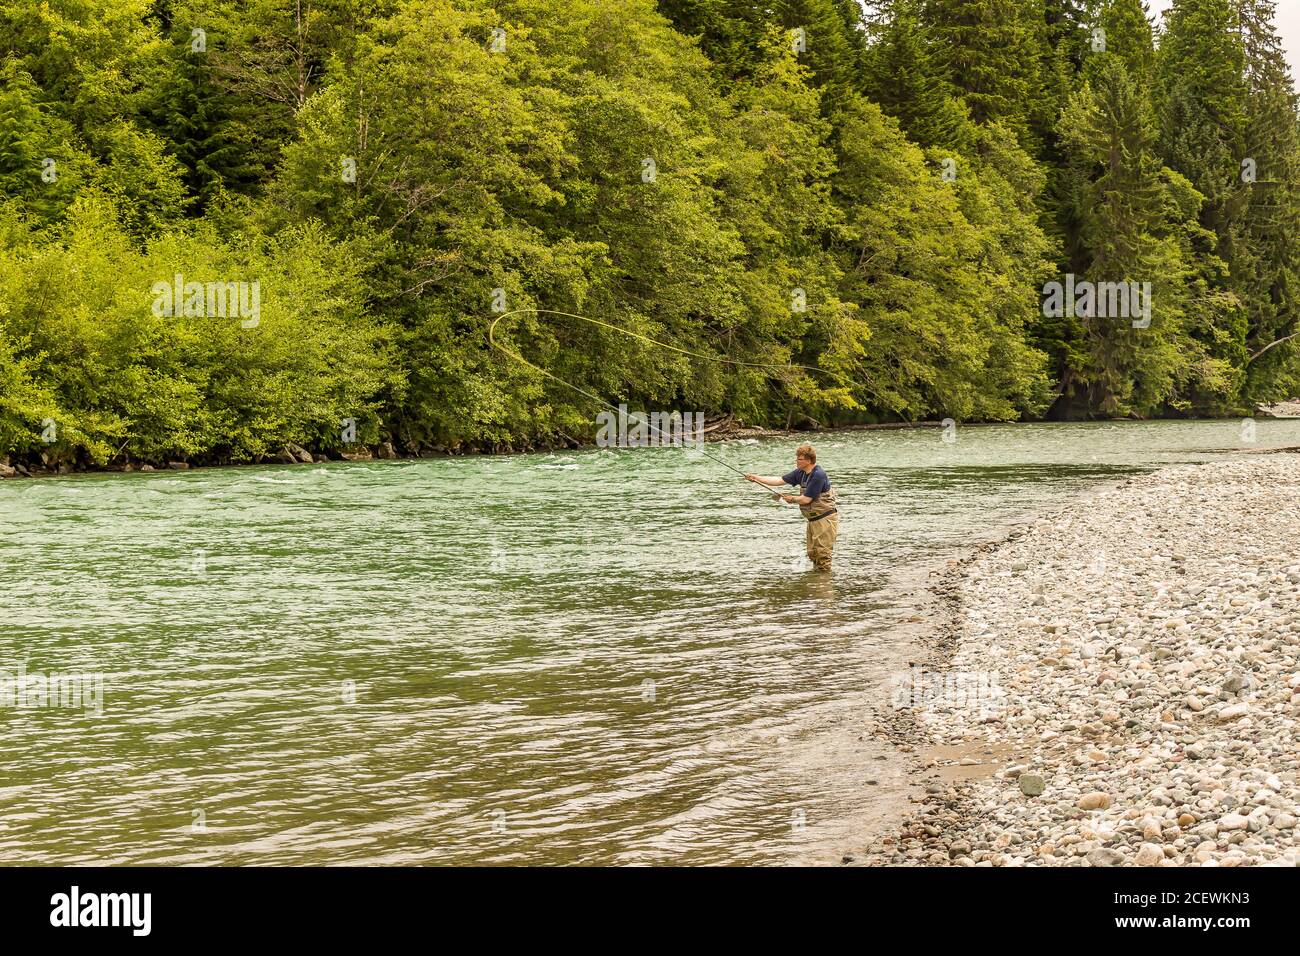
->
<box><xmin>2</xmin><ymin>418</ymin><xmax>1298</xmax><ymax>865</ymax></box>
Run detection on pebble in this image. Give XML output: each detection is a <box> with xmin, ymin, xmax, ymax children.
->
<box><xmin>859</xmin><ymin>458</ymin><xmax>1300</xmax><ymax>868</ymax></box>
<box><xmin>1087</xmin><ymin>848</ymin><xmax>1125</xmax><ymax>866</ymax></box>
<box><xmin>1219</xmin><ymin>703</ymin><xmax>1252</xmax><ymax>722</ymax></box>
<box><xmin>1018</xmin><ymin>774</ymin><xmax>1045</xmax><ymax>797</ymax></box>
<box><xmin>1134</xmin><ymin>843</ymin><xmax>1164</xmax><ymax>866</ymax></box>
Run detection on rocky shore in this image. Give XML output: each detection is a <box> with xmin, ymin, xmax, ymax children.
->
<box><xmin>864</xmin><ymin>454</ymin><xmax>1300</xmax><ymax>867</ymax></box>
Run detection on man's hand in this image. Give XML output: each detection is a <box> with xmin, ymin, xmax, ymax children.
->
<box><xmin>745</xmin><ymin>474</ymin><xmax>760</xmax><ymax>483</ymax></box>
<box><xmin>781</xmin><ymin>494</ymin><xmax>796</xmax><ymax>504</ymax></box>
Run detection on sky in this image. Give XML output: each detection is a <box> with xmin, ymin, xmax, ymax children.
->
<box><xmin>1149</xmin><ymin>0</ymin><xmax>1300</xmax><ymax>76</ymax></box>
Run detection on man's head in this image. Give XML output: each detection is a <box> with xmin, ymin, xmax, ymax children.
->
<box><xmin>795</xmin><ymin>443</ymin><xmax>816</xmax><ymax>471</ymax></box>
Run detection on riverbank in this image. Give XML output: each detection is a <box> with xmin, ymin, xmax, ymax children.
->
<box><xmin>860</xmin><ymin>453</ymin><xmax>1300</xmax><ymax>867</ymax></box>
<box><xmin>0</xmin><ymin>417</ymin><xmax>958</xmax><ymax>479</ymax></box>
<box><xmin>6</xmin><ymin>395</ymin><xmax>1300</xmax><ymax>480</ymax></box>
<box><xmin>0</xmin><ymin>418</ymin><xmax>755</xmax><ymax>478</ymax></box>
<box><xmin>2</xmin><ymin>411</ymin><xmax>1291</xmax><ymax>480</ymax></box>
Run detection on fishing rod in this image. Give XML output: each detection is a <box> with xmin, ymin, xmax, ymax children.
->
<box><xmin>486</xmin><ymin>307</ymin><xmax>828</xmax><ymax>499</ymax></box>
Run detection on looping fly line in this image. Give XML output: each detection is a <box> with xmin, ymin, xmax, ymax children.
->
<box><xmin>486</xmin><ymin>307</ymin><xmax>842</xmax><ymax>481</ymax></box>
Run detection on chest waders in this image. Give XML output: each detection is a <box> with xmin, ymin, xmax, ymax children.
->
<box><xmin>800</xmin><ymin>488</ymin><xmax>839</xmax><ymax>572</ymax></box>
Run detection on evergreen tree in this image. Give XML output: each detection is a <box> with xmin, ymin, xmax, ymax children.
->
<box><xmin>1234</xmin><ymin>0</ymin><xmax>1300</xmax><ymax>401</ymax></box>
<box><xmin>862</xmin><ymin>0</ymin><xmax>975</xmax><ymax>151</ymax></box>
<box><xmin>1059</xmin><ymin>46</ymin><xmax>1190</xmax><ymax>414</ymax></box>
<box><xmin>0</xmin><ymin>63</ymin><xmax>85</xmax><ymax>222</ymax></box>
<box><xmin>657</xmin><ymin>0</ymin><xmax>866</xmax><ymax>117</ymax></box>
<box><xmin>1157</xmin><ymin>0</ymin><xmax>1249</xmax><ymax>278</ymax></box>
<box><xmin>1100</xmin><ymin>0</ymin><xmax>1155</xmax><ymax>75</ymax></box>
<box><xmin>920</xmin><ymin>0</ymin><xmax>1052</xmax><ymax>150</ymax></box>
<box><xmin>147</xmin><ymin>31</ymin><xmax>262</xmax><ymax>207</ymax></box>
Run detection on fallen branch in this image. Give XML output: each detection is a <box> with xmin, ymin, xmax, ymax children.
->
<box><xmin>1248</xmin><ymin>331</ymin><xmax>1300</xmax><ymax>364</ymax></box>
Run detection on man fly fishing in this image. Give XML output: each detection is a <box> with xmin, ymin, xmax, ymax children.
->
<box><xmin>745</xmin><ymin>443</ymin><xmax>839</xmax><ymax>572</ymax></box>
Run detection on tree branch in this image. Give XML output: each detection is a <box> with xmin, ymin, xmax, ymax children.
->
<box><xmin>1248</xmin><ymin>330</ymin><xmax>1300</xmax><ymax>364</ymax></box>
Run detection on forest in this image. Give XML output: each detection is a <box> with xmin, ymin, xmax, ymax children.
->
<box><xmin>1</xmin><ymin>0</ymin><xmax>1298</xmax><ymax>466</ymax></box>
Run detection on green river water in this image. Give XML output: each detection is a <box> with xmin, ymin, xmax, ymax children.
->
<box><xmin>3</xmin><ymin>419</ymin><xmax>1299</xmax><ymax>865</ymax></box>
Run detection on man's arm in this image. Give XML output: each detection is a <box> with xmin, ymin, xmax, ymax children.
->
<box><xmin>746</xmin><ymin>471</ymin><xmax>807</xmax><ymax>504</ymax></box>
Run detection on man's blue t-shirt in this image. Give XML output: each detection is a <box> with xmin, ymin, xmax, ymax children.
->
<box><xmin>782</xmin><ymin>464</ymin><xmax>830</xmax><ymax>501</ymax></box>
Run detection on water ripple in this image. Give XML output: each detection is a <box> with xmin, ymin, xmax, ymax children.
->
<box><xmin>3</xmin><ymin>419</ymin><xmax>1299</xmax><ymax>864</ymax></box>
